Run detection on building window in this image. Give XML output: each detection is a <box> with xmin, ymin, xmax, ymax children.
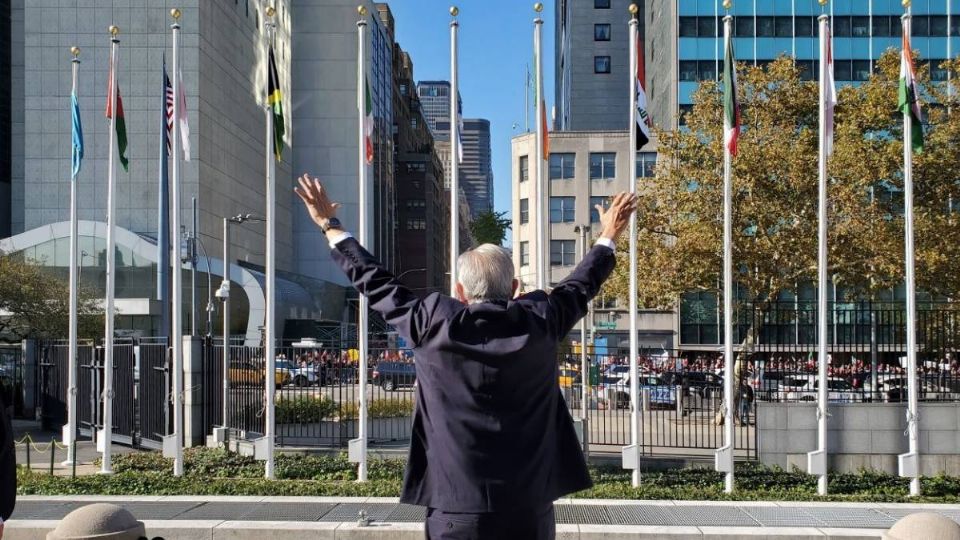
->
<box><xmin>734</xmin><ymin>16</ymin><xmax>754</xmax><ymax>37</ymax></box>
<box><xmin>851</xmin><ymin>16</ymin><xmax>870</xmax><ymax>37</ymax></box>
<box><xmin>852</xmin><ymin>60</ymin><xmax>871</xmax><ymax>82</ymax></box>
<box><xmin>519</xmin><ymin>155</ymin><xmax>529</xmax><ymax>182</ymax></box>
<box><xmin>590</xmin><ymin>196</ymin><xmax>609</xmax><ymax>223</ymax></box>
<box><xmin>596</xmin><ymin>294</ymin><xmax>618</xmax><ymax>309</ymax></box>
<box><xmin>795</xmin><ymin>16</ymin><xmax>814</xmax><ymax>37</ymax></box>
<box><xmin>520</xmin><ymin>242</ymin><xmax>530</xmax><ymax>266</ymax></box>
<box><xmin>636</xmin><ymin>152</ymin><xmax>657</xmax><ymax>178</ymax></box>
<box><xmin>594</xmin><ymin>23</ymin><xmax>611</xmax><ymax>41</ymax></box>
<box><xmin>698</xmin><ymin>60</ymin><xmax>717</xmax><ymax>81</ymax></box>
<box><xmin>913</xmin><ymin>15</ymin><xmax>930</xmax><ymax>37</ymax></box>
<box><xmin>550</xmin><ymin>197</ymin><xmax>576</xmax><ymax>223</ymax></box>
<box><xmin>549</xmin><ymin>153</ymin><xmax>575</xmax><ymax>180</ymax></box>
<box><xmin>520</xmin><ymin>198</ymin><xmax>529</xmax><ymax>224</ymax></box>
<box><xmin>697</xmin><ymin>16</ymin><xmax>716</xmax><ymax>38</ymax></box>
<box><xmin>834</xmin><ymin>59</ymin><xmax>852</xmax><ymax>81</ymax></box>
<box><xmin>405</xmin><ymin>199</ymin><xmax>426</xmax><ymax>210</ymax></box>
<box><xmin>929</xmin><ymin>59</ymin><xmax>949</xmax><ymax>82</ymax></box>
<box><xmin>679</xmin><ymin>61</ymin><xmax>698</xmax><ymax>82</ymax></box>
<box><xmin>411</xmin><ymin>117</ymin><xmax>418</xmax><ymax>128</ymax></box>
<box><xmin>406</xmin><ymin>218</ymin><xmax>426</xmax><ymax>231</ymax></box>
<box><xmin>775</xmin><ymin>16</ymin><xmax>793</xmax><ymax>37</ymax></box>
<box><xmin>833</xmin><ymin>16</ymin><xmax>851</xmax><ymax>37</ymax></box>
<box><xmin>590</xmin><ymin>152</ymin><xmax>616</xmax><ymax>180</ymax></box>
<box><xmin>400</xmin><ymin>83</ymin><xmax>408</xmax><ymax>96</ymax></box>
<box><xmin>679</xmin><ymin>17</ymin><xmax>697</xmax><ymax>37</ymax></box>
<box><xmin>594</xmin><ymin>0</ymin><xmax>610</xmax><ymax>8</ymax></box>
<box><xmin>550</xmin><ymin>240</ymin><xmax>576</xmax><ymax>267</ymax></box>
<box><xmin>594</xmin><ymin>56</ymin><xmax>611</xmax><ymax>74</ymax></box>
<box><xmin>678</xmin><ymin>104</ymin><xmax>694</xmax><ymax>126</ymax></box>
<box><xmin>929</xmin><ymin>15</ymin><xmax>948</xmax><ymax>36</ymax></box>
<box><xmin>756</xmin><ymin>16</ymin><xmax>775</xmax><ymax>37</ymax></box>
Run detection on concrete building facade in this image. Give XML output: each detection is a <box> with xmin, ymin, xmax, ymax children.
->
<box><xmin>555</xmin><ymin>0</ymin><xmax>643</xmax><ymax>131</ymax></box>
<box><xmin>511</xmin><ymin>131</ymin><xmax>671</xmax><ymax>349</ymax></box>
<box><xmin>416</xmin><ymin>80</ymin><xmax>461</xmax><ymax>136</ymax></box>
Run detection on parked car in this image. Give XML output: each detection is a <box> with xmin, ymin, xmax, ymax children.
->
<box><xmin>372</xmin><ymin>361</ymin><xmax>416</xmax><ymax>391</ymax></box>
<box><xmin>660</xmin><ymin>371</ymin><xmax>724</xmax><ymax>399</ymax></box>
<box><xmin>777</xmin><ymin>375</ymin><xmax>862</xmax><ymax>403</ymax></box>
<box><xmin>600</xmin><ymin>374</ymin><xmax>676</xmax><ymax>409</ymax></box>
<box><xmin>603</xmin><ymin>365</ymin><xmax>631</xmax><ymax>379</ymax></box>
<box><xmin>228</xmin><ymin>360</ymin><xmax>291</xmax><ymax>388</ymax></box>
<box><xmin>867</xmin><ymin>376</ymin><xmax>960</xmax><ymax>402</ymax></box>
<box><xmin>275</xmin><ymin>360</ymin><xmax>319</xmax><ymax>388</ymax></box>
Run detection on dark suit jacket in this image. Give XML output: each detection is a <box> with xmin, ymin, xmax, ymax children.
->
<box><xmin>332</xmin><ymin>237</ymin><xmax>616</xmax><ymax>512</ymax></box>
<box><xmin>0</xmin><ymin>393</ymin><xmax>16</xmax><ymax>521</ymax></box>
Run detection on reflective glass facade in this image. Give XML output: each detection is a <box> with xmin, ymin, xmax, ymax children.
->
<box><xmin>677</xmin><ymin>0</ymin><xmax>958</xmax><ymax>119</ymax></box>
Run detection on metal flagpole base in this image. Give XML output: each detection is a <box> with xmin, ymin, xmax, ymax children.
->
<box><xmin>348</xmin><ymin>438</ymin><xmax>365</xmax><ymax>464</ymax></box>
<box><xmin>898</xmin><ymin>451</ymin><xmax>919</xmax><ymax>479</ymax></box>
<box><xmin>715</xmin><ymin>444</ymin><xmax>733</xmax><ymax>473</ymax></box>
<box><xmin>807</xmin><ymin>449</ymin><xmax>827</xmax><ymax>476</ymax></box>
<box><xmin>621</xmin><ymin>444</ymin><xmax>639</xmax><ymax>470</ymax></box>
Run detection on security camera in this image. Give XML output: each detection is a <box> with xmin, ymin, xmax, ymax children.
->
<box><xmin>215</xmin><ymin>281</ymin><xmax>230</xmax><ymax>300</ymax></box>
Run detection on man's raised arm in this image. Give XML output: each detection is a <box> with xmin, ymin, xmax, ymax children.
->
<box><xmin>295</xmin><ymin>175</ymin><xmax>436</xmax><ymax>347</ymax></box>
<box><xmin>547</xmin><ymin>192</ymin><xmax>638</xmax><ymax>337</ymax></box>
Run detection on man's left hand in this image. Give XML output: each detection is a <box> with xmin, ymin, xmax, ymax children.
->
<box><xmin>295</xmin><ymin>174</ymin><xmax>341</xmax><ymax>230</ymax></box>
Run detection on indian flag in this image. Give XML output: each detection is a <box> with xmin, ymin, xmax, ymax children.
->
<box><xmin>898</xmin><ymin>27</ymin><xmax>924</xmax><ymax>154</ymax></box>
<box><xmin>364</xmin><ymin>77</ymin><xmax>374</xmax><ymax>164</ymax></box>
<box><xmin>723</xmin><ymin>29</ymin><xmax>740</xmax><ymax>157</ymax></box>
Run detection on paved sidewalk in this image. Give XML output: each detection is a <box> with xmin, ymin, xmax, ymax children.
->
<box><xmin>6</xmin><ymin>496</ymin><xmax>960</xmax><ymax>539</ymax></box>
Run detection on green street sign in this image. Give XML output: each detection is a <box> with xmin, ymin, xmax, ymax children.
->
<box><xmin>595</xmin><ymin>322</ymin><xmax>617</xmax><ymax>330</ymax></box>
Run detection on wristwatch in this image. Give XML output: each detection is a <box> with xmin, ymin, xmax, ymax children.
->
<box><xmin>320</xmin><ymin>217</ymin><xmax>343</xmax><ymax>233</ymax></box>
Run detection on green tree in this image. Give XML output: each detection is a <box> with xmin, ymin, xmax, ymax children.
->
<box><xmin>469</xmin><ymin>210</ymin><xmax>512</xmax><ymax>246</ymax></box>
<box><xmin>606</xmin><ymin>51</ymin><xmax>960</xmax><ymax>350</ymax></box>
<box><xmin>0</xmin><ymin>253</ymin><xmax>104</xmax><ymax>341</ymax></box>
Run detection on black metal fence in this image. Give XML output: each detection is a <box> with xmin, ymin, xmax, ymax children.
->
<box><xmin>0</xmin><ymin>344</ymin><xmax>24</xmax><ymax>417</ymax></box>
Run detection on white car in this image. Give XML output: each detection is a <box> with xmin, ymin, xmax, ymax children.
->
<box><xmin>275</xmin><ymin>360</ymin><xmax>319</xmax><ymax>387</ymax></box>
<box><xmin>777</xmin><ymin>375</ymin><xmax>862</xmax><ymax>403</ymax></box>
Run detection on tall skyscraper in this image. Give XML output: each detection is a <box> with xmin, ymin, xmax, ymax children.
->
<box><xmin>460</xmin><ymin>118</ymin><xmax>493</xmax><ymax>218</ymax></box>
<box><xmin>0</xmin><ymin>0</ymin><xmax>13</xmax><ymax>239</ymax></box>
<box><xmin>646</xmin><ymin>0</ymin><xmax>956</xmax><ymax>130</ymax></box>
<box><xmin>555</xmin><ymin>0</ymin><xmax>644</xmax><ymax>131</ymax></box>
<box><xmin>416</xmin><ymin>80</ymin><xmax>462</xmax><ymax>137</ymax></box>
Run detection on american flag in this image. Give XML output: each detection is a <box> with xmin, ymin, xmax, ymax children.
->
<box><xmin>164</xmin><ymin>67</ymin><xmax>174</xmax><ymax>155</ymax></box>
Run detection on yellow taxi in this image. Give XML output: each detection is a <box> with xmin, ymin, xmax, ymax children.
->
<box><xmin>228</xmin><ymin>360</ymin><xmax>291</xmax><ymax>388</ymax></box>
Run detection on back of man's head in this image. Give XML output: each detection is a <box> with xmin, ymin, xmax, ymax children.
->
<box><xmin>457</xmin><ymin>244</ymin><xmax>515</xmax><ymax>304</ymax></box>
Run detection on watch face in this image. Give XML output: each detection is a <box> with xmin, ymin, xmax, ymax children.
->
<box><xmin>329</xmin><ymin>218</ymin><xmax>341</xmax><ymax>228</ymax></box>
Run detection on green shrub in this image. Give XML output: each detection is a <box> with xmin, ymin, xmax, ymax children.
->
<box><xmin>274</xmin><ymin>397</ymin><xmax>339</xmax><ymax>423</ymax></box>
<box><xmin>339</xmin><ymin>399</ymin><xmax>414</xmax><ymax>420</ymax></box>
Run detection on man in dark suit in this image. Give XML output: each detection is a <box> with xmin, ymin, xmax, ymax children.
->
<box><xmin>0</xmin><ymin>392</ymin><xmax>16</xmax><ymax>539</ymax></box>
<box><xmin>296</xmin><ymin>176</ymin><xmax>637</xmax><ymax>540</ymax></box>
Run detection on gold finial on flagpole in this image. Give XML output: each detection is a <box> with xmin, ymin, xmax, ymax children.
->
<box><xmin>266</xmin><ymin>5</ymin><xmax>276</xmax><ymax>17</ymax></box>
<box><xmin>534</xmin><ymin>3</ymin><xmax>543</xmax><ymax>13</ymax></box>
<box><xmin>818</xmin><ymin>0</ymin><xmax>828</xmax><ymax>5</ymax></box>
<box><xmin>901</xmin><ymin>0</ymin><xmax>911</xmax><ymax>7</ymax></box>
<box><xmin>108</xmin><ymin>25</ymin><xmax>120</xmax><ymax>37</ymax></box>
<box><xmin>450</xmin><ymin>6</ymin><xmax>459</xmax><ymax>17</ymax></box>
<box><xmin>358</xmin><ymin>5</ymin><xmax>368</xmax><ymax>16</ymax></box>
<box><xmin>170</xmin><ymin>8</ymin><xmax>181</xmax><ymax>20</ymax></box>
<box><xmin>71</xmin><ymin>46</ymin><xmax>81</xmax><ymax>57</ymax></box>
<box><xmin>722</xmin><ymin>0</ymin><xmax>732</xmax><ymax>10</ymax></box>
<box><xmin>629</xmin><ymin>3</ymin><xmax>638</xmax><ymax>17</ymax></box>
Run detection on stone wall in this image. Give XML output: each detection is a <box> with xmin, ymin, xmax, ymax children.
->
<box><xmin>758</xmin><ymin>402</ymin><xmax>960</xmax><ymax>475</ymax></box>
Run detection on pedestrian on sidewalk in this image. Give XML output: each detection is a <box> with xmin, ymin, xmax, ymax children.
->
<box><xmin>297</xmin><ymin>175</ymin><xmax>637</xmax><ymax>540</ymax></box>
<box><xmin>0</xmin><ymin>392</ymin><xmax>16</xmax><ymax>539</ymax></box>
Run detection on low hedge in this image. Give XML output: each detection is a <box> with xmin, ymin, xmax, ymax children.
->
<box><xmin>22</xmin><ymin>448</ymin><xmax>960</xmax><ymax>502</ymax></box>
<box><xmin>269</xmin><ymin>398</ymin><xmax>415</xmax><ymax>423</ymax></box>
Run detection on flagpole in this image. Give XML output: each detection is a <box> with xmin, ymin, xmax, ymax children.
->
<box><xmin>263</xmin><ymin>4</ymin><xmax>278</xmax><ymax>481</ymax></box>
<box><xmin>627</xmin><ymin>7</ymin><xmax>641</xmax><ymax>488</ymax></box>
<box><xmin>718</xmin><ymin>9</ymin><xmax>735</xmax><ymax>494</ymax></box>
<box><xmin>812</xmin><ymin>9</ymin><xmax>831</xmax><ymax>497</ymax></box>
<box><xmin>355</xmin><ymin>4</ymin><xmax>370</xmax><ymax>483</ymax></box>
<box><xmin>534</xmin><ymin>3</ymin><xmax>546</xmax><ymax>291</ymax></box>
<box><xmin>100</xmin><ymin>26</ymin><xmax>120</xmax><ymax>476</ymax></box>
<box><xmin>901</xmin><ymin>7</ymin><xmax>921</xmax><ymax>498</ymax></box>
<box><xmin>449</xmin><ymin>6</ymin><xmax>460</xmax><ymax>296</ymax></box>
<box><xmin>64</xmin><ymin>46</ymin><xmax>81</xmax><ymax>467</ymax></box>
<box><xmin>169</xmin><ymin>9</ymin><xmax>185</xmax><ymax>478</ymax></box>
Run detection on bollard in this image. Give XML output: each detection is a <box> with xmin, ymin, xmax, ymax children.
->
<box><xmin>641</xmin><ymin>387</ymin><xmax>651</xmax><ymax>412</ymax></box>
<box><xmin>883</xmin><ymin>512</ymin><xmax>960</xmax><ymax>540</ymax></box>
<box><xmin>675</xmin><ymin>385</ymin><xmax>683</xmax><ymax>415</ymax></box>
<box><xmin>72</xmin><ymin>439</ymin><xmax>77</xmax><ymax>478</ymax></box>
<box><xmin>50</xmin><ymin>436</ymin><xmax>57</xmax><ymax>475</ymax></box>
<box><xmin>25</xmin><ymin>438</ymin><xmax>31</xmax><ymax>470</ymax></box>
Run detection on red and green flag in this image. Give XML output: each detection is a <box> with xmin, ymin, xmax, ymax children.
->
<box><xmin>722</xmin><ymin>29</ymin><xmax>740</xmax><ymax>157</ymax></box>
<box><xmin>898</xmin><ymin>28</ymin><xmax>924</xmax><ymax>154</ymax></box>
<box><xmin>105</xmin><ymin>55</ymin><xmax>129</xmax><ymax>171</ymax></box>
<box><xmin>267</xmin><ymin>46</ymin><xmax>285</xmax><ymax>162</ymax></box>
<box><xmin>364</xmin><ymin>77</ymin><xmax>374</xmax><ymax>164</ymax></box>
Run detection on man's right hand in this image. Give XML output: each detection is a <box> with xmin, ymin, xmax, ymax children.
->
<box><xmin>595</xmin><ymin>192</ymin><xmax>639</xmax><ymax>244</ymax></box>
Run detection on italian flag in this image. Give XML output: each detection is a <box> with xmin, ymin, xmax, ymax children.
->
<box><xmin>105</xmin><ymin>55</ymin><xmax>129</xmax><ymax>171</ymax></box>
<box><xmin>722</xmin><ymin>30</ymin><xmax>740</xmax><ymax>157</ymax></box>
<box><xmin>364</xmin><ymin>77</ymin><xmax>374</xmax><ymax>164</ymax></box>
<box><xmin>898</xmin><ymin>29</ymin><xmax>924</xmax><ymax>154</ymax></box>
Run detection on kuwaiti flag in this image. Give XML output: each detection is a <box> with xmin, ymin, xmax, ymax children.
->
<box><xmin>364</xmin><ymin>77</ymin><xmax>374</xmax><ymax>164</ymax></box>
<box><xmin>722</xmin><ymin>29</ymin><xmax>740</xmax><ymax>157</ymax></box>
<box><xmin>636</xmin><ymin>36</ymin><xmax>651</xmax><ymax>149</ymax></box>
<box><xmin>824</xmin><ymin>23</ymin><xmax>837</xmax><ymax>156</ymax></box>
<box><xmin>899</xmin><ymin>28</ymin><xmax>924</xmax><ymax>154</ymax></box>
<box><xmin>177</xmin><ymin>68</ymin><xmax>191</xmax><ymax>161</ymax></box>
<box><xmin>105</xmin><ymin>54</ymin><xmax>129</xmax><ymax>171</ymax></box>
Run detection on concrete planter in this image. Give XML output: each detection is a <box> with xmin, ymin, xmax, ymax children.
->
<box><xmin>275</xmin><ymin>416</ymin><xmax>413</xmax><ymax>446</ymax></box>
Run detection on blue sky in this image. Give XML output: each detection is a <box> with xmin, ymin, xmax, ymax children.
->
<box><xmin>388</xmin><ymin>1</ymin><xmax>557</xmax><ymax>225</ymax></box>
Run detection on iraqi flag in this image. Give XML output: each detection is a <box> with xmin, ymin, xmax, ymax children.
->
<box><xmin>105</xmin><ymin>54</ymin><xmax>129</xmax><ymax>171</ymax></box>
<box><xmin>824</xmin><ymin>22</ymin><xmax>837</xmax><ymax>156</ymax></box>
<box><xmin>635</xmin><ymin>36</ymin><xmax>651</xmax><ymax>149</ymax></box>
<box><xmin>898</xmin><ymin>27</ymin><xmax>924</xmax><ymax>154</ymax></box>
<box><xmin>364</xmin><ymin>77</ymin><xmax>374</xmax><ymax>164</ymax></box>
<box><xmin>722</xmin><ymin>29</ymin><xmax>740</xmax><ymax>157</ymax></box>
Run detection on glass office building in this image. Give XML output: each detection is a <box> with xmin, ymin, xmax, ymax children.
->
<box><xmin>647</xmin><ymin>0</ymin><xmax>958</xmax><ymax>127</ymax></box>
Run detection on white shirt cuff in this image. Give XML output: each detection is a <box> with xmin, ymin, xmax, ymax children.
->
<box><xmin>595</xmin><ymin>237</ymin><xmax>616</xmax><ymax>253</ymax></box>
<box><xmin>327</xmin><ymin>231</ymin><xmax>353</xmax><ymax>248</ymax></box>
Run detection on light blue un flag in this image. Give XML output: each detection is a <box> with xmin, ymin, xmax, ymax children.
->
<box><xmin>71</xmin><ymin>91</ymin><xmax>83</xmax><ymax>178</ymax></box>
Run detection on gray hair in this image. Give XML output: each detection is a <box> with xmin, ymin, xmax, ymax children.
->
<box><xmin>456</xmin><ymin>244</ymin><xmax>515</xmax><ymax>304</ymax></box>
